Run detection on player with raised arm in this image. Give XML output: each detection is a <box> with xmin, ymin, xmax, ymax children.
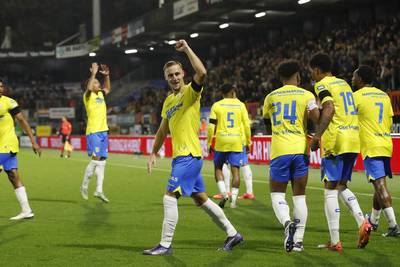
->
<box><xmin>263</xmin><ymin>61</ymin><xmax>319</xmax><ymax>252</ymax></box>
<box><xmin>0</xmin><ymin>80</ymin><xmax>41</xmax><ymax>220</ymax></box>
<box><xmin>207</xmin><ymin>83</ymin><xmax>251</xmax><ymax>209</ymax></box>
<box><xmin>80</xmin><ymin>63</ymin><xmax>111</xmax><ymax>203</ymax></box>
<box><xmin>143</xmin><ymin>40</ymin><xmax>243</xmax><ymax>256</ymax></box>
<box><xmin>309</xmin><ymin>53</ymin><xmax>372</xmax><ymax>251</ymax></box>
<box><xmin>352</xmin><ymin>65</ymin><xmax>400</xmax><ymax>237</ymax></box>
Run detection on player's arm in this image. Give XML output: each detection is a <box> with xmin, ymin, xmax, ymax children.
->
<box><xmin>175</xmin><ymin>40</ymin><xmax>207</xmax><ymax>87</ymax></box>
<box><xmin>310</xmin><ymin>84</ymin><xmax>335</xmax><ymax>151</ymax></box>
<box><xmin>13</xmin><ymin>111</ymin><xmax>41</xmax><ymax>156</ymax></box>
<box><xmin>307</xmin><ymin>98</ymin><xmax>320</xmax><ymax>129</ymax></box>
<box><xmin>207</xmin><ymin>105</ymin><xmax>217</xmax><ymax>152</ymax></box>
<box><xmin>99</xmin><ymin>64</ymin><xmax>111</xmax><ymax>95</ymax></box>
<box><xmin>262</xmin><ymin>95</ymin><xmax>272</xmax><ymax>135</ymax></box>
<box><xmin>148</xmin><ymin>118</ymin><xmax>169</xmax><ymax>174</ymax></box>
<box><xmin>86</xmin><ymin>62</ymin><xmax>98</xmax><ymax>93</ymax></box>
<box><xmin>242</xmin><ymin>104</ymin><xmax>252</xmax><ymax>153</ymax></box>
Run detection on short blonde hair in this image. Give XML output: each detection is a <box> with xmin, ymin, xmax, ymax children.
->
<box><xmin>163</xmin><ymin>60</ymin><xmax>183</xmax><ymax>72</ymax></box>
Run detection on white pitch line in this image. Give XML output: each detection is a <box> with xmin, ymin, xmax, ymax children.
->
<box><xmin>40</xmin><ymin>154</ymin><xmax>400</xmax><ymax>201</ymax></box>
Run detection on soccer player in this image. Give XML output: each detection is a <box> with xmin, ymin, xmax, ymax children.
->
<box><xmin>80</xmin><ymin>63</ymin><xmax>110</xmax><ymax>203</ymax></box>
<box><xmin>352</xmin><ymin>65</ymin><xmax>400</xmax><ymax>237</ymax></box>
<box><xmin>239</xmin><ymin>117</ymin><xmax>254</xmax><ymax>200</ymax></box>
<box><xmin>143</xmin><ymin>40</ymin><xmax>243</xmax><ymax>256</ymax></box>
<box><xmin>207</xmin><ymin>83</ymin><xmax>251</xmax><ymax>209</ymax></box>
<box><xmin>309</xmin><ymin>53</ymin><xmax>372</xmax><ymax>251</ymax></box>
<box><xmin>57</xmin><ymin>116</ymin><xmax>72</xmax><ymax>158</ymax></box>
<box><xmin>263</xmin><ymin>61</ymin><xmax>319</xmax><ymax>252</ymax></box>
<box><xmin>0</xmin><ymin>80</ymin><xmax>41</xmax><ymax>220</ymax></box>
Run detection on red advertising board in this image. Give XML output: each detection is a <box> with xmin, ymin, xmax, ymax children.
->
<box><xmin>38</xmin><ymin>135</ymin><xmax>400</xmax><ymax>174</ymax></box>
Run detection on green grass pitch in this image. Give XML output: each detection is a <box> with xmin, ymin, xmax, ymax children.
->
<box><xmin>0</xmin><ymin>148</ymin><xmax>399</xmax><ymax>266</ymax></box>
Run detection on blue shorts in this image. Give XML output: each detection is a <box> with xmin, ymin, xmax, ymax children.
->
<box><xmin>214</xmin><ymin>151</ymin><xmax>242</xmax><ymax>167</ymax></box>
<box><xmin>0</xmin><ymin>153</ymin><xmax>18</xmax><ymax>171</ymax></box>
<box><xmin>86</xmin><ymin>131</ymin><xmax>108</xmax><ymax>158</ymax></box>
<box><xmin>167</xmin><ymin>156</ymin><xmax>206</xmax><ymax>196</ymax></box>
<box><xmin>270</xmin><ymin>154</ymin><xmax>309</xmax><ymax>183</ymax></box>
<box><xmin>241</xmin><ymin>147</ymin><xmax>249</xmax><ymax>166</ymax></box>
<box><xmin>364</xmin><ymin>157</ymin><xmax>392</xmax><ymax>181</ymax></box>
<box><xmin>321</xmin><ymin>153</ymin><xmax>358</xmax><ymax>182</ymax></box>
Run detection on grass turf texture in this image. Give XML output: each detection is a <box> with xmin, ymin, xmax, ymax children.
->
<box><xmin>0</xmin><ymin>148</ymin><xmax>399</xmax><ymax>266</ymax></box>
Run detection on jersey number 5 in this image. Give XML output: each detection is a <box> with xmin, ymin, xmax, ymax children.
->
<box><xmin>272</xmin><ymin>101</ymin><xmax>297</xmax><ymax>126</ymax></box>
<box><xmin>227</xmin><ymin>112</ymin><xmax>234</xmax><ymax>128</ymax></box>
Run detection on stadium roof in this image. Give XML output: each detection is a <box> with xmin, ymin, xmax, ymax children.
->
<box><xmin>110</xmin><ymin>0</ymin><xmax>386</xmax><ymax>53</ymax></box>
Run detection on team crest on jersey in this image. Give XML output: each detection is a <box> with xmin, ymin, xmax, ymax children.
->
<box><xmin>317</xmin><ymin>85</ymin><xmax>326</xmax><ymax>91</ymax></box>
<box><xmin>95</xmin><ymin>97</ymin><xmax>104</xmax><ymax>104</ymax></box>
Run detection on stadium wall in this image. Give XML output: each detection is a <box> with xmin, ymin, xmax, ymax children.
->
<box><xmin>27</xmin><ymin>135</ymin><xmax>400</xmax><ymax>174</ymax></box>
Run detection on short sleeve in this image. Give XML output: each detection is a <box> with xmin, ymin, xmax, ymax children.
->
<box><xmin>306</xmin><ymin>92</ymin><xmax>318</xmax><ymax>111</ymax></box>
<box><xmin>314</xmin><ymin>82</ymin><xmax>333</xmax><ymax>105</ymax></box>
<box><xmin>209</xmin><ymin>104</ymin><xmax>217</xmax><ymax>120</ymax></box>
<box><xmin>184</xmin><ymin>82</ymin><xmax>202</xmax><ymax>106</ymax></box>
<box><xmin>387</xmin><ymin>97</ymin><xmax>394</xmax><ymax>117</ymax></box>
<box><xmin>262</xmin><ymin>95</ymin><xmax>270</xmax><ymax>119</ymax></box>
<box><xmin>161</xmin><ymin>99</ymin><xmax>168</xmax><ymax>119</ymax></box>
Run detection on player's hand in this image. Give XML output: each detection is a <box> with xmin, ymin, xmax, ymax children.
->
<box><xmin>245</xmin><ymin>145</ymin><xmax>251</xmax><ymax>154</ymax></box>
<box><xmin>90</xmin><ymin>63</ymin><xmax>99</xmax><ymax>75</ymax></box>
<box><xmin>175</xmin><ymin>40</ymin><xmax>189</xmax><ymax>52</ymax></box>
<box><xmin>99</xmin><ymin>64</ymin><xmax>110</xmax><ymax>76</ymax></box>
<box><xmin>208</xmin><ymin>146</ymin><xmax>214</xmax><ymax>155</ymax></box>
<box><xmin>32</xmin><ymin>142</ymin><xmax>42</xmax><ymax>157</ymax></box>
<box><xmin>310</xmin><ymin>136</ymin><xmax>320</xmax><ymax>152</ymax></box>
<box><xmin>147</xmin><ymin>153</ymin><xmax>157</xmax><ymax>174</ymax></box>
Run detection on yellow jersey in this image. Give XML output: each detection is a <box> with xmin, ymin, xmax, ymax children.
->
<box><xmin>314</xmin><ymin>76</ymin><xmax>360</xmax><ymax>157</ymax></box>
<box><xmin>207</xmin><ymin>98</ymin><xmax>251</xmax><ymax>152</ymax></box>
<box><xmin>263</xmin><ymin>85</ymin><xmax>317</xmax><ymax>160</ymax></box>
<box><xmin>0</xmin><ymin>96</ymin><xmax>20</xmax><ymax>153</ymax></box>
<box><xmin>354</xmin><ymin>87</ymin><xmax>393</xmax><ymax>159</ymax></box>
<box><xmin>83</xmin><ymin>90</ymin><xmax>109</xmax><ymax>135</ymax></box>
<box><xmin>161</xmin><ymin>83</ymin><xmax>202</xmax><ymax>158</ymax></box>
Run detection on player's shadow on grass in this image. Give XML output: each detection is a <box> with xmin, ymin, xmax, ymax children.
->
<box><xmin>0</xmin><ymin>234</ymin><xmax>27</xmax><ymax>246</ymax></box>
<box><xmin>30</xmin><ymin>198</ymin><xmax>79</xmax><ymax>204</ymax></box>
<box><xmin>58</xmin><ymin>243</ymin><xmax>137</xmax><ymax>252</ymax></box>
<box><xmin>163</xmin><ymin>255</ymin><xmax>188</xmax><ymax>267</ymax></box>
<box><xmin>79</xmin><ymin>202</ymin><xmax>113</xmax><ymax>234</ymax></box>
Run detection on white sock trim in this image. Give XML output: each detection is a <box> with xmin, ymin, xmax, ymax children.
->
<box><xmin>160</xmin><ymin>195</ymin><xmax>178</xmax><ymax>248</ymax></box>
<box><xmin>201</xmin><ymin>199</ymin><xmax>237</xmax><ymax>237</ymax></box>
<box><xmin>271</xmin><ymin>192</ymin><xmax>290</xmax><ymax>226</ymax></box>
<box><xmin>293</xmin><ymin>195</ymin><xmax>307</xmax><ymax>243</ymax></box>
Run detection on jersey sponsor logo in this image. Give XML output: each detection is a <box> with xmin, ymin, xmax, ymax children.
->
<box><xmin>316</xmin><ymin>84</ymin><xmax>326</xmax><ymax>91</ymax></box>
<box><xmin>95</xmin><ymin>97</ymin><xmax>105</xmax><ymax>104</ymax></box>
<box><xmin>166</xmin><ymin>102</ymin><xmax>183</xmax><ymax>119</ymax></box>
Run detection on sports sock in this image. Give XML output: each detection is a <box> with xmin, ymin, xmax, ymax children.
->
<box><xmin>383</xmin><ymin>207</ymin><xmax>397</xmax><ymax>228</ymax></box>
<box><xmin>217</xmin><ymin>181</ymin><xmax>228</xmax><ymax>198</ymax></box>
<box><xmin>271</xmin><ymin>192</ymin><xmax>291</xmax><ymax>226</ymax></box>
<box><xmin>94</xmin><ymin>160</ymin><xmax>106</xmax><ymax>193</ymax></box>
<box><xmin>339</xmin><ymin>188</ymin><xmax>365</xmax><ymax>227</ymax></box>
<box><xmin>242</xmin><ymin>165</ymin><xmax>253</xmax><ymax>194</ymax></box>
<box><xmin>201</xmin><ymin>198</ymin><xmax>237</xmax><ymax>237</ymax></box>
<box><xmin>222</xmin><ymin>164</ymin><xmax>231</xmax><ymax>192</ymax></box>
<box><xmin>82</xmin><ymin>160</ymin><xmax>97</xmax><ymax>189</ymax></box>
<box><xmin>370</xmin><ymin>208</ymin><xmax>381</xmax><ymax>224</ymax></box>
<box><xmin>231</xmin><ymin>187</ymin><xmax>239</xmax><ymax>205</ymax></box>
<box><xmin>160</xmin><ymin>195</ymin><xmax>178</xmax><ymax>248</ymax></box>
<box><xmin>325</xmin><ymin>189</ymin><xmax>340</xmax><ymax>245</ymax></box>
<box><xmin>14</xmin><ymin>186</ymin><xmax>32</xmax><ymax>213</ymax></box>
<box><xmin>293</xmin><ymin>195</ymin><xmax>308</xmax><ymax>243</ymax></box>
